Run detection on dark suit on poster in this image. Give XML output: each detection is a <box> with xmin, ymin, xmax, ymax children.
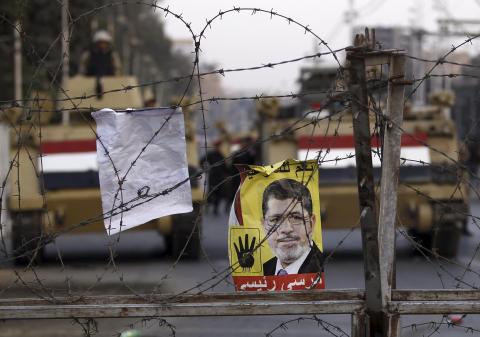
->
<box><xmin>262</xmin><ymin>242</ymin><xmax>325</xmax><ymax>276</ymax></box>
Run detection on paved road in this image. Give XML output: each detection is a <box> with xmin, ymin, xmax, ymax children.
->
<box><xmin>1</xmin><ymin>200</ymin><xmax>480</xmax><ymax>336</ymax></box>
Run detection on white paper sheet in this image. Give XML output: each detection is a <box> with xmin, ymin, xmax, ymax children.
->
<box><xmin>92</xmin><ymin>108</ymin><xmax>192</xmax><ymax>235</ymax></box>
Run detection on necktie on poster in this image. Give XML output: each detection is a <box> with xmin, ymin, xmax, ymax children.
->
<box><xmin>92</xmin><ymin>108</ymin><xmax>193</xmax><ymax>235</ymax></box>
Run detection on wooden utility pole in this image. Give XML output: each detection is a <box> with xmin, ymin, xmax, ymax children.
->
<box><xmin>377</xmin><ymin>53</ymin><xmax>406</xmax><ymax>336</ymax></box>
<box><xmin>347</xmin><ymin>29</ymin><xmax>406</xmax><ymax>337</ymax></box>
<box><xmin>347</xmin><ymin>31</ymin><xmax>383</xmax><ymax>337</ymax></box>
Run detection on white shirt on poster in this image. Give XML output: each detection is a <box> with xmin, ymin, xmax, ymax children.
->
<box><xmin>274</xmin><ymin>246</ymin><xmax>311</xmax><ymax>275</ymax></box>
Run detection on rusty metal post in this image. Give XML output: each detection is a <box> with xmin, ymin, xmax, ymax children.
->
<box><xmin>347</xmin><ymin>46</ymin><xmax>383</xmax><ymax>336</ymax></box>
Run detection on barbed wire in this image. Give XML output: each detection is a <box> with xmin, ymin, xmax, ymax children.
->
<box><xmin>367</xmin><ymin>78</ymin><xmax>480</xmax><ymax>287</ymax></box>
<box><xmin>1</xmin><ymin>85</ymin><xmax>355</xmax><ymax>315</ymax></box>
<box><xmin>367</xmin><ymin>54</ymin><xmax>480</xmax><ymax>334</ymax></box>
<box><xmin>402</xmin><ymin>317</ymin><xmax>480</xmax><ymax>335</ymax></box>
<box><xmin>4</xmin><ymin>101</ymin><xmax>346</xmax><ymax>257</ymax></box>
<box><xmin>0</xmin><ymin>48</ymin><xmax>347</xmax><ymax>109</ymax></box>
<box><xmin>114</xmin><ymin>317</ymin><xmax>177</xmax><ymax>337</ymax></box>
<box><xmin>1</xmin><ymin>1</ymin><xmax>480</xmax><ymax>336</ymax></box>
<box><xmin>406</xmin><ymin>54</ymin><xmax>480</xmax><ymax>69</ymax></box>
<box><xmin>406</xmin><ymin>33</ymin><xmax>480</xmax><ymax>100</ymax></box>
<box><xmin>265</xmin><ymin>315</ymin><xmax>350</xmax><ymax>337</ymax></box>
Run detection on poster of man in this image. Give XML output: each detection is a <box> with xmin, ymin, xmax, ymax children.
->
<box><xmin>228</xmin><ymin>159</ymin><xmax>325</xmax><ymax>291</ymax></box>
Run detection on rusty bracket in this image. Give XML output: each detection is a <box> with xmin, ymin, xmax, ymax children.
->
<box><xmin>389</xmin><ymin>75</ymin><xmax>414</xmax><ymax>86</ymax></box>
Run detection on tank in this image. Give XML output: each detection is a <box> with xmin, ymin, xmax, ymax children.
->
<box><xmin>7</xmin><ymin>76</ymin><xmax>203</xmax><ymax>263</ymax></box>
<box><xmin>259</xmin><ymin>68</ymin><xmax>468</xmax><ymax>258</ymax></box>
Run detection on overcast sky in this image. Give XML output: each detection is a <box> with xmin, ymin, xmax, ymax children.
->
<box><xmin>159</xmin><ymin>0</ymin><xmax>480</xmax><ymax>94</ymax></box>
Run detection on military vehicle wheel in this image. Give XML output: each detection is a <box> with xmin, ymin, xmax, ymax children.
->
<box><xmin>166</xmin><ymin>204</ymin><xmax>201</xmax><ymax>260</ymax></box>
<box><xmin>431</xmin><ymin>221</ymin><xmax>461</xmax><ymax>259</ymax></box>
<box><xmin>11</xmin><ymin>211</ymin><xmax>44</xmax><ymax>265</ymax></box>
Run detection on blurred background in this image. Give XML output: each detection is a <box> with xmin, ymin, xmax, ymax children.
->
<box><xmin>1</xmin><ymin>1</ymin><xmax>480</xmax><ymax>336</ymax></box>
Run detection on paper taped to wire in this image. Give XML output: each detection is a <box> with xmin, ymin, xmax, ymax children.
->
<box><xmin>92</xmin><ymin>108</ymin><xmax>193</xmax><ymax>235</ymax></box>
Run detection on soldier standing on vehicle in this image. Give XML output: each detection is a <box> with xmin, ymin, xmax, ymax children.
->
<box><xmin>79</xmin><ymin>30</ymin><xmax>122</xmax><ymax>77</ymax></box>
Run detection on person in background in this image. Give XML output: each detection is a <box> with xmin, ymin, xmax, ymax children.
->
<box><xmin>143</xmin><ymin>87</ymin><xmax>156</xmax><ymax>107</ymax></box>
<box><xmin>225</xmin><ymin>137</ymin><xmax>258</xmax><ymax>209</ymax></box>
<box><xmin>200</xmin><ymin>140</ymin><xmax>228</xmax><ymax>215</ymax></box>
<box><xmin>79</xmin><ymin>30</ymin><xmax>122</xmax><ymax>77</ymax></box>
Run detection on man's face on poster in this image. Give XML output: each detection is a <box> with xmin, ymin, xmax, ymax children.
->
<box><xmin>263</xmin><ymin>197</ymin><xmax>315</xmax><ymax>267</ymax></box>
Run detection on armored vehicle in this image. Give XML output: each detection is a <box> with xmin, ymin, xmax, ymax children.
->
<box><xmin>259</xmin><ymin>68</ymin><xmax>468</xmax><ymax>258</ymax></box>
<box><xmin>7</xmin><ymin>76</ymin><xmax>202</xmax><ymax>263</ymax></box>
